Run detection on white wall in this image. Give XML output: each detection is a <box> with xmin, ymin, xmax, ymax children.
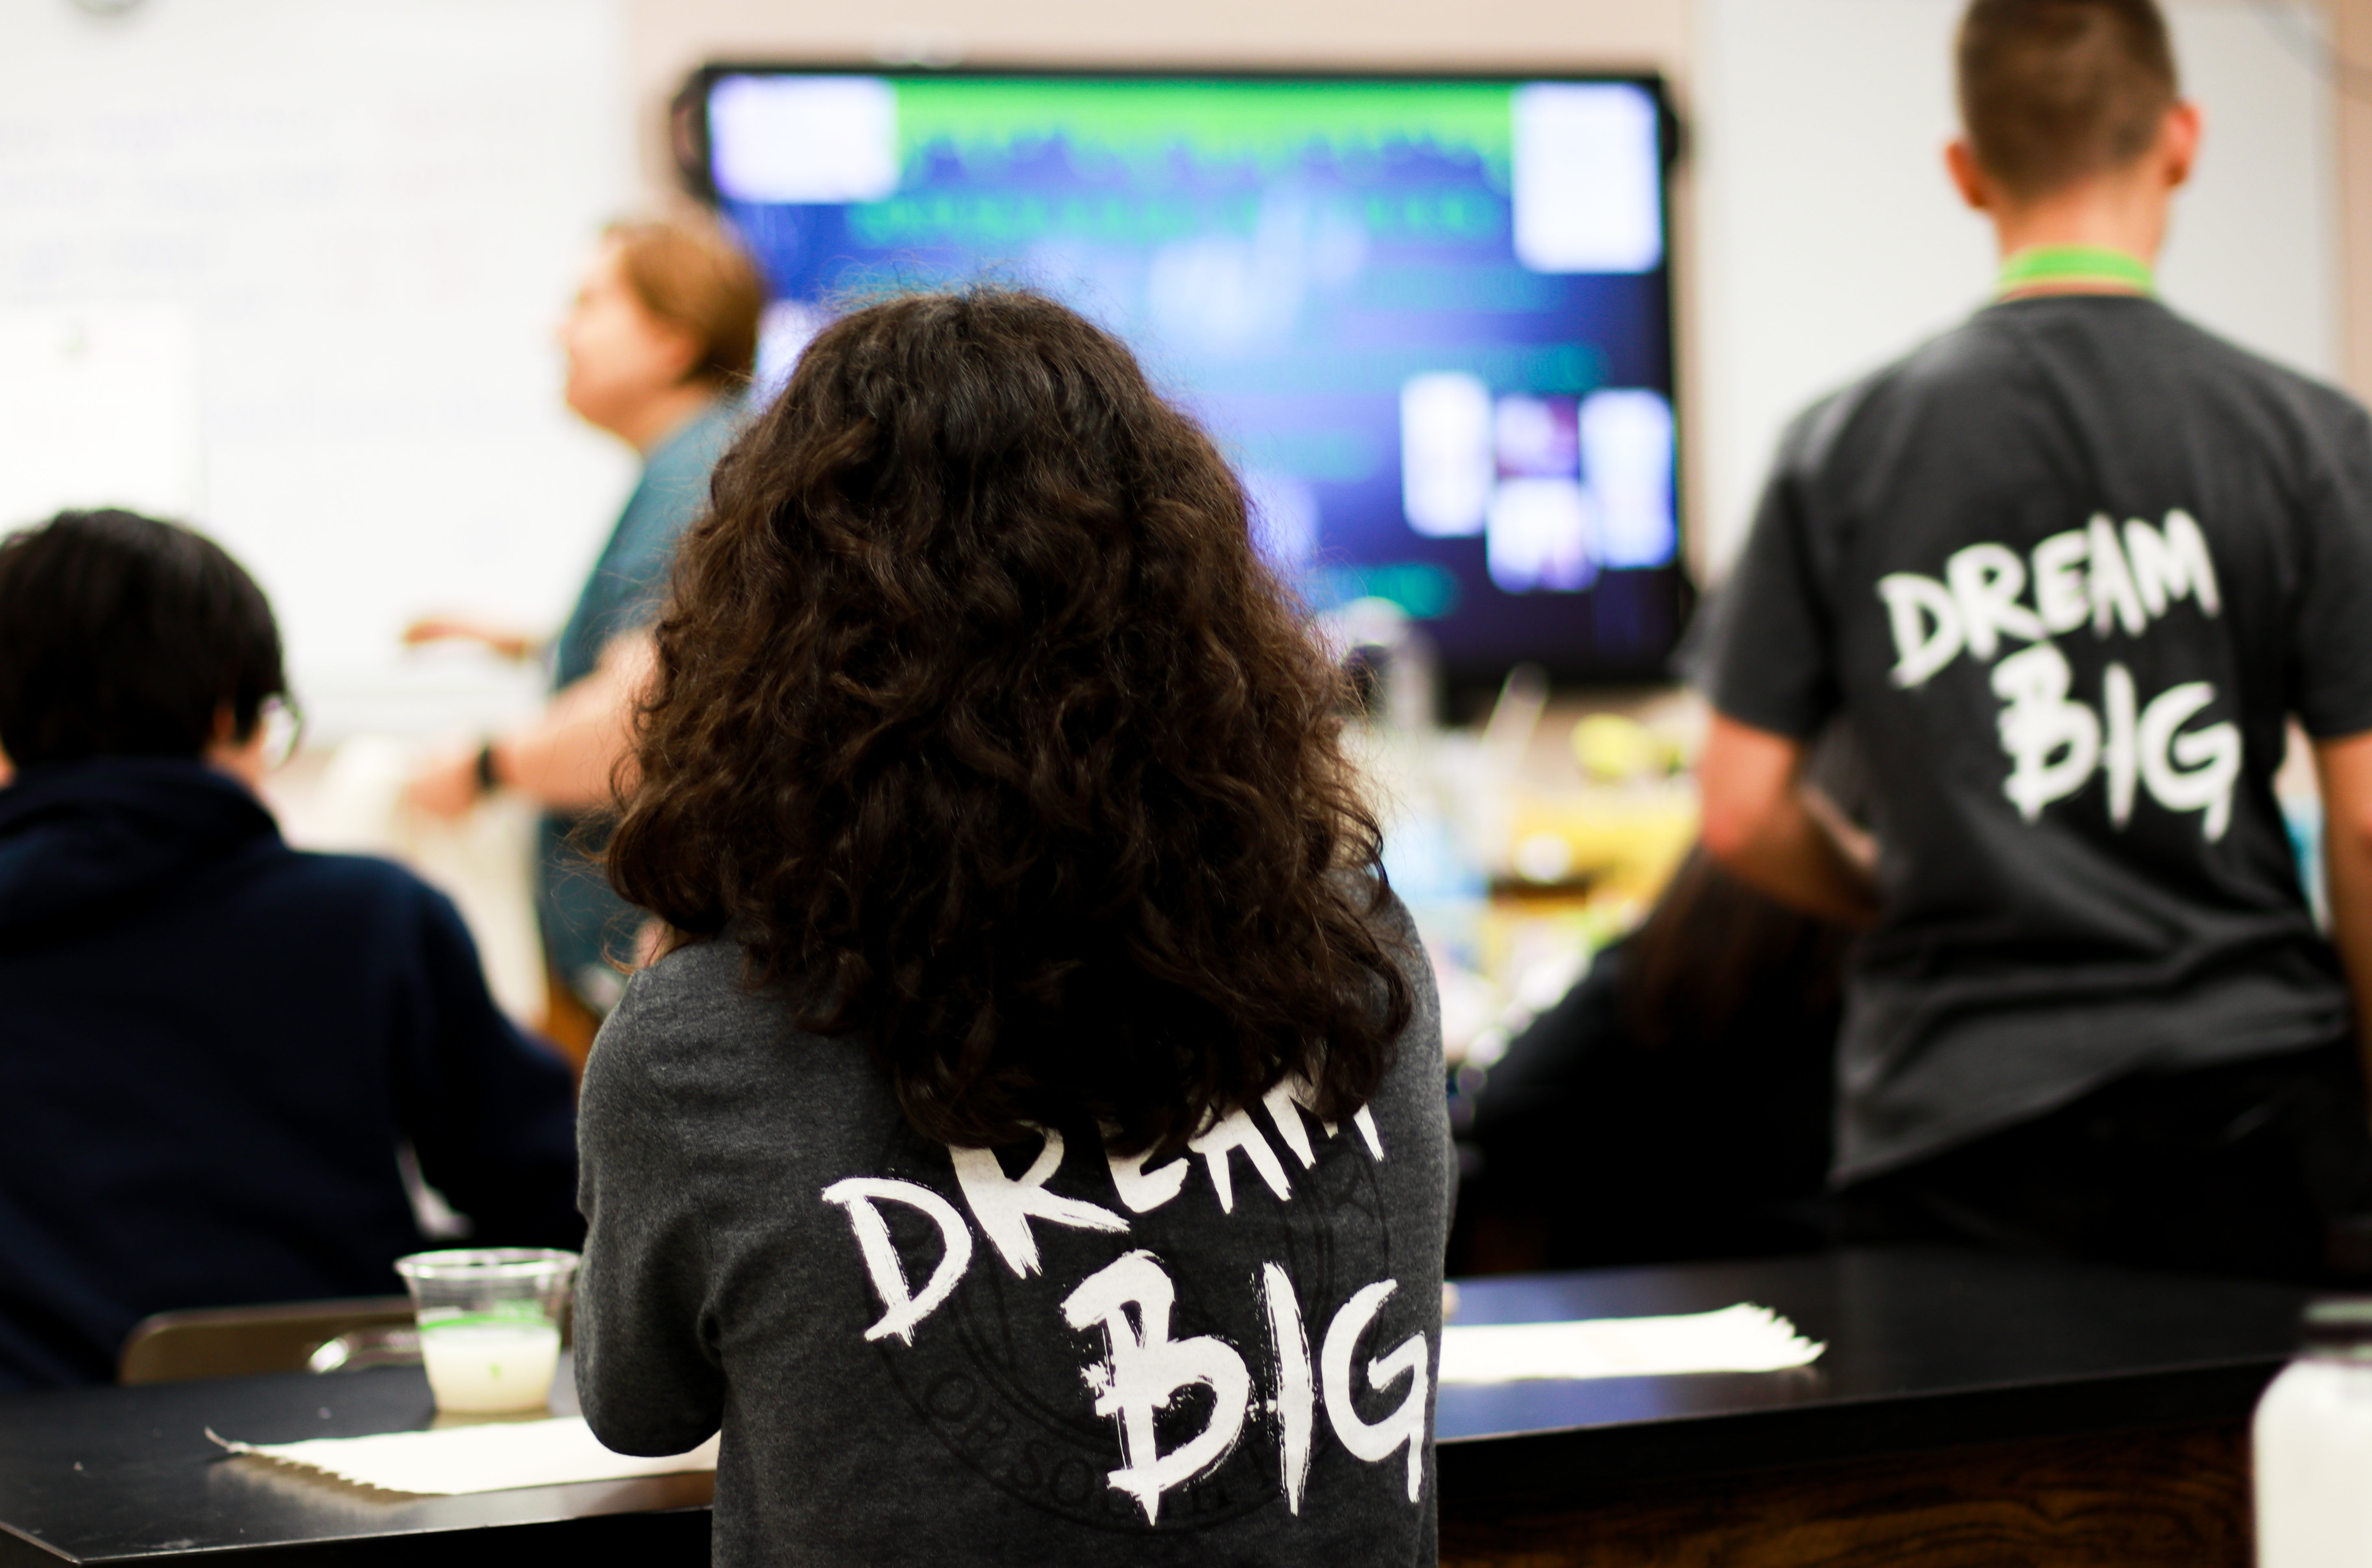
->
<box><xmin>0</xmin><ymin>0</ymin><xmax>2340</xmax><ymax>703</ymax></box>
<box><xmin>1693</xmin><ymin>0</ymin><xmax>2339</xmax><ymax>579</ymax></box>
<box><xmin>621</xmin><ymin>0</ymin><xmax>2347</xmax><ymax>591</ymax></box>
<box><xmin>0</xmin><ymin>0</ymin><xmax>636</xmax><ymax>734</ymax></box>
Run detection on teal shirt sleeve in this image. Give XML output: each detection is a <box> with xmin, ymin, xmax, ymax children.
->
<box><xmin>538</xmin><ymin>396</ymin><xmax>742</xmax><ymax>1007</ymax></box>
<box><xmin>551</xmin><ymin>398</ymin><xmax>742</xmax><ymax>690</ymax></box>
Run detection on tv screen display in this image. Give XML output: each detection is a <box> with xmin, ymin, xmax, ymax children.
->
<box><xmin>690</xmin><ymin>67</ymin><xmax>1688</xmax><ymax>687</ymax></box>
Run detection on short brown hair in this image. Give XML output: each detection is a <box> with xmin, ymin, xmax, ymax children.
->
<box><xmin>605</xmin><ymin>217</ymin><xmax>767</xmax><ymax>385</ymax></box>
<box><xmin>1957</xmin><ymin>0</ymin><xmax>2178</xmax><ymax>200</ymax></box>
<box><xmin>606</xmin><ymin>288</ymin><xmax>1412</xmax><ymax>1155</ymax></box>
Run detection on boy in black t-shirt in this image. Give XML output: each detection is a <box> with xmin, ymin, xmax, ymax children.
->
<box><xmin>1697</xmin><ymin>0</ymin><xmax>2372</xmax><ymax>1282</ymax></box>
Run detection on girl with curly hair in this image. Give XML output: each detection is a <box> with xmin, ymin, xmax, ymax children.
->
<box><xmin>574</xmin><ymin>289</ymin><xmax>1448</xmax><ymax>1566</ymax></box>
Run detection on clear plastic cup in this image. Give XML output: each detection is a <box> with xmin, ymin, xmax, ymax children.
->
<box><xmin>393</xmin><ymin>1247</ymin><xmax>578</xmax><ymax>1414</ymax></box>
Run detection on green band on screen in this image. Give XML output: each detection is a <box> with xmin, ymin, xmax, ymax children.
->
<box><xmin>1997</xmin><ymin>245</ymin><xmax>2155</xmax><ymax>296</ymax></box>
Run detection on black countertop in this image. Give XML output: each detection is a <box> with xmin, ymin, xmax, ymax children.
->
<box><xmin>1435</xmin><ymin>1247</ymin><xmax>2307</xmax><ymax>1504</ymax></box>
<box><xmin>0</xmin><ymin>1349</ymin><xmax>709</xmax><ymax>1566</ymax></box>
<box><xmin>0</xmin><ymin>1247</ymin><xmax>2309</xmax><ymax>1563</ymax></box>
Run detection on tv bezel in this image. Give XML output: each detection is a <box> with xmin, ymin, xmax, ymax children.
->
<box><xmin>676</xmin><ymin>61</ymin><xmax>1694</xmax><ymax>696</ymax></box>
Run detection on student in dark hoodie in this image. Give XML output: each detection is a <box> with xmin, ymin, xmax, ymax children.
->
<box><xmin>0</xmin><ymin>509</ymin><xmax>582</xmax><ymax>1392</ymax></box>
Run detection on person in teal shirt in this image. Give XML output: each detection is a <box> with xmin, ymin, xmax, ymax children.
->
<box><xmin>534</xmin><ymin>392</ymin><xmax>742</xmax><ymax>1014</ymax></box>
<box><xmin>409</xmin><ymin>218</ymin><xmax>766</xmax><ymax>1054</ymax></box>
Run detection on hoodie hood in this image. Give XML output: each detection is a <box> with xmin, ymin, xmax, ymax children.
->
<box><xmin>0</xmin><ymin>758</ymin><xmax>278</xmax><ymax>942</ymax></box>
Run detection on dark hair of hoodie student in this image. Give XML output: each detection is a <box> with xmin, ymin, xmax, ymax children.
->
<box><xmin>0</xmin><ymin>510</ymin><xmax>285</xmax><ymax>767</ymax></box>
<box><xmin>606</xmin><ymin>287</ymin><xmax>1413</xmax><ymax>1157</ymax></box>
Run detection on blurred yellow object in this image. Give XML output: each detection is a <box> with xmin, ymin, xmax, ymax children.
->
<box><xmin>1570</xmin><ymin>713</ymin><xmax>1678</xmax><ymax>782</ymax></box>
<box><xmin>1505</xmin><ymin>784</ymin><xmax>1697</xmax><ymax>903</ymax></box>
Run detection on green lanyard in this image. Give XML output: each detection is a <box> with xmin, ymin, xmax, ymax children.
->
<box><xmin>1997</xmin><ymin>244</ymin><xmax>2154</xmax><ymax>297</ymax></box>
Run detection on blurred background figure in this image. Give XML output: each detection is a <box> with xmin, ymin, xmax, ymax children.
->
<box><xmin>1698</xmin><ymin>0</ymin><xmax>2372</xmax><ymax>1284</ymax></box>
<box><xmin>1453</xmin><ymin>846</ymin><xmax>1849</xmax><ymax>1274</ymax></box>
<box><xmin>0</xmin><ymin>511</ymin><xmax>581</xmax><ymax>1393</ymax></box>
<box><xmin>405</xmin><ymin>217</ymin><xmax>766</xmax><ymax>1060</ymax></box>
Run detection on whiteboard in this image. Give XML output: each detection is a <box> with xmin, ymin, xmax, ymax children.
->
<box><xmin>0</xmin><ymin>0</ymin><xmax>637</xmax><ymax>736</ymax></box>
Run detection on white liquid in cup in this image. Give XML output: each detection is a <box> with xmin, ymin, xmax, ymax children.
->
<box><xmin>418</xmin><ymin>1318</ymin><xmax>562</xmax><ymax>1413</ymax></box>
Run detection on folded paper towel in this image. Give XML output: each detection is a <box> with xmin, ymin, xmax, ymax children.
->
<box><xmin>209</xmin><ymin>1416</ymin><xmax>718</xmax><ymax>1495</ymax></box>
<box><xmin>1438</xmin><ymin>1302</ymin><xmax>1823</xmax><ymax>1384</ymax></box>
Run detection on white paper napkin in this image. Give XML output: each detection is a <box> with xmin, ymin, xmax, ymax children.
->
<box><xmin>1438</xmin><ymin>1302</ymin><xmax>1824</xmax><ymax>1384</ymax></box>
<box><xmin>209</xmin><ymin>1416</ymin><xmax>718</xmax><ymax>1495</ymax></box>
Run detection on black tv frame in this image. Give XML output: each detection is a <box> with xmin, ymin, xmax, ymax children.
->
<box><xmin>675</xmin><ymin>62</ymin><xmax>1696</xmax><ymax>700</ymax></box>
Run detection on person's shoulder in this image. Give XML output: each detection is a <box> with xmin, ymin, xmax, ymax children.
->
<box><xmin>615</xmin><ymin>401</ymin><xmax>739</xmax><ymax>549</ymax></box>
<box><xmin>245</xmin><ymin>845</ymin><xmax>449</xmax><ymax>915</ymax></box>
<box><xmin>1355</xmin><ymin>879</ymin><xmax>1443</xmax><ymax>1057</ymax></box>
<box><xmin>1772</xmin><ymin>318</ymin><xmax>2007</xmax><ymax>479</ymax></box>
<box><xmin>2157</xmin><ymin>307</ymin><xmax>2368</xmax><ymax>428</ymax></box>
<box><xmin>1997</xmin><ymin>295</ymin><xmax>2367</xmax><ymax>429</ymax></box>
<box><xmin>642</xmin><ymin>397</ymin><xmax>744</xmax><ymax>487</ymax></box>
<box><xmin>1342</xmin><ymin>875</ymin><xmax>1422</xmax><ymax>974</ymax></box>
<box><xmin>579</xmin><ymin>938</ymin><xmax>872</xmax><ymax>1163</ymax></box>
<box><xmin>608</xmin><ymin>934</ymin><xmax>746</xmax><ymax>1015</ymax></box>
<box><xmin>585</xmin><ymin>938</ymin><xmax>791</xmax><ymax>1088</ymax></box>
<box><xmin>254</xmin><ymin>847</ymin><xmax>501</xmax><ymax>951</ymax></box>
<box><xmin>1892</xmin><ymin>308</ymin><xmax>2036</xmax><ymax>386</ymax></box>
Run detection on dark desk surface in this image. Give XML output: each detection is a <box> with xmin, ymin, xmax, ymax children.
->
<box><xmin>0</xmin><ymin>1347</ymin><xmax>712</xmax><ymax>1566</ymax></box>
<box><xmin>1435</xmin><ymin>1247</ymin><xmax>2305</xmax><ymax>1505</ymax></box>
<box><xmin>0</xmin><ymin>1248</ymin><xmax>2308</xmax><ymax>1564</ymax></box>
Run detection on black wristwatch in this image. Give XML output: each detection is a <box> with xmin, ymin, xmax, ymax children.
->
<box><xmin>473</xmin><ymin>741</ymin><xmax>502</xmax><ymax>795</ymax></box>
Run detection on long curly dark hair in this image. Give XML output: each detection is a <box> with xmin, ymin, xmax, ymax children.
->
<box><xmin>606</xmin><ymin>288</ymin><xmax>1411</xmax><ymax>1153</ymax></box>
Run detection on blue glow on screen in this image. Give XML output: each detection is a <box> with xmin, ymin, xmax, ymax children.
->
<box><xmin>705</xmin><ymin>72</ymin><xmax>1685</xmax><ymax>679</ymax></box>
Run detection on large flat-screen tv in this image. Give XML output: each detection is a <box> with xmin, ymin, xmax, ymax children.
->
<box><xmin>683</xmin><ymin>67</ymin><xmax>1689</xmax><ymax>689</ymax></box>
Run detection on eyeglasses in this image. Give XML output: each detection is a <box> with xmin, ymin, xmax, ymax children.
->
<box><xmin>257</xmin><ymin>696</ymin><xmax>305</xmax><ymax>771</ymax></box>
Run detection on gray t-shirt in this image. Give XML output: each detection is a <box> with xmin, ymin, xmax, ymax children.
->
<box><xmin>1702</xmin><ymin>295</ymin><xmax>2372</xmax><ymax>1183</ymax></box>
<box><xmin>575</xmin><ymin>898</ymin><xmax>1448</xmax><ymax>1567</ymax></box>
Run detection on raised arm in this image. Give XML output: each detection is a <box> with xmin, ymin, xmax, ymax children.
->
<box><xmin>408</xmin><ymin>632</ymin><xmax>655</xmax><ymax>820</ymax></box>
<box><xmin>494</xmin><ymin>632</ymin><xmax>656</xmax><ymax>812</ymax></box>
<box><xmin>1698</xmin><ymin>712</ymin><xmax>1880</xmax><ymax>929</ymax></box>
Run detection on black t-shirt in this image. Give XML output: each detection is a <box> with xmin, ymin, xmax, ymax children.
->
<box><xmin>1703</xmin><ymin>295</ymin><xmax>2372</xmax><ymax>1182</ymax></box>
